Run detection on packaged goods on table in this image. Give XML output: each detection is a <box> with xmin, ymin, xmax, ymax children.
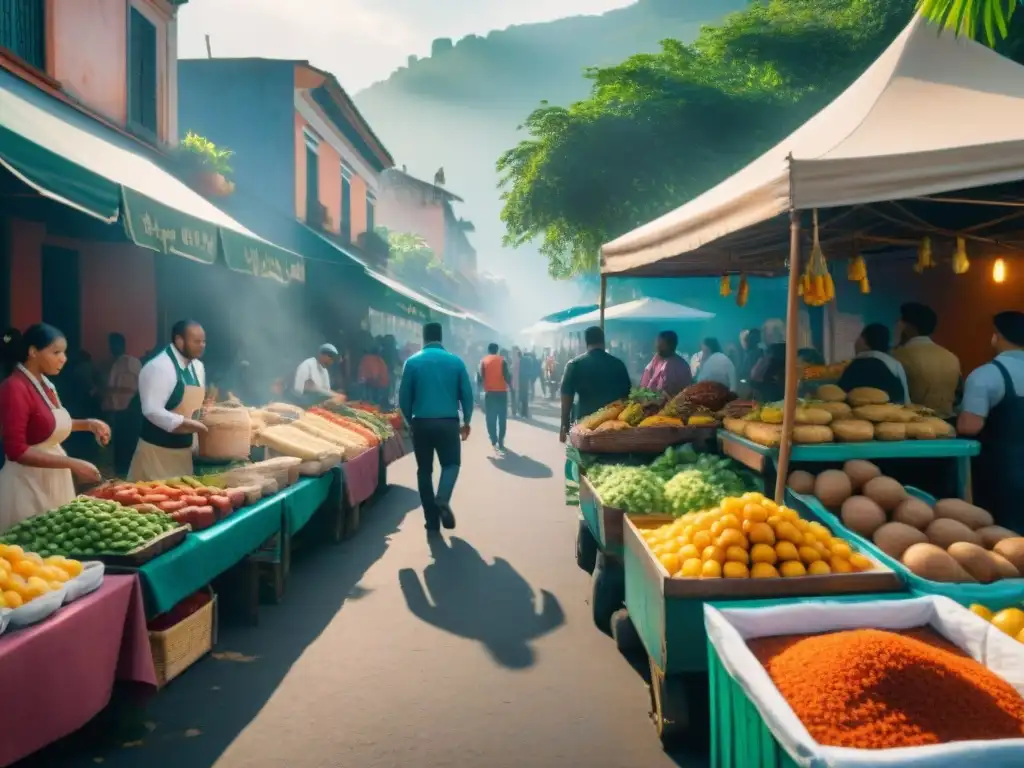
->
<box><xmin>789</xmin><ymin>460</ymin><xmax>1024</xmax><ymax>585</ymax></box>
<box><xmin>705</xmin><ymin>596</ymin><xmax>1024</xmax><ymax>766</ymax></box>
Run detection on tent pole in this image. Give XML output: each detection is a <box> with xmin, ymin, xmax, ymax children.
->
<box><xmin>599</xmin><ymin>275</ymin><xmax>607</xmax><ymax>331</ymax></box>
<box><xmin>774</xmin><ymin>209</ymin><xmax>802</xmax><ymax>504</ymax></box>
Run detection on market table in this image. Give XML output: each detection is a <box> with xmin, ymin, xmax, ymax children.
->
<box><xmin>283</xmin><ymin>469</ymin><xmax>340</xmax><ymax>535</ymax></box>
<box><xmin>382</xmin><ymin>433</ymin><xmax>407</xmax><ymax>466</ymax></box>
<box><xmin>0</xmin><ymin>574</ymin><xmax>155</xmax><ymax>767</ymax></box>
<box><xmin>343</xmin><ymin>447</ymin><xmax>380</xmax><ymax>506</ymax></box>
<box><xmin>718</xmin><ymin>432</ymin><xmax>980</xmax><ymax>499</ymax></box>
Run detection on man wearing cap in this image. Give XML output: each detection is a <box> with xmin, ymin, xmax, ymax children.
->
<box><xmin>293</xmin><ymin>344</ymin><xmax>345</xmax><ymax>406</ymax></box>
<box><xmin>958</xmin><ymin>311</ymin><xmax>1024</xmax><ymax>530</ymax></box>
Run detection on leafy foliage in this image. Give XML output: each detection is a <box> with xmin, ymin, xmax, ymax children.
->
<box><xmin>177</xmin><ymin>131</ymin><xmax>233</xmax><ymax>176</ymax></box>
<box><xmin>916</xmin><ymin>0</ymin><xmax>1016</xmax><ymax>46</ymax></box>
<box><xmin>380</xmin><ymin>227</ymin><xmax>455</xmax><ymax>296</ymax></box>
<box><xmin>497</xmin><ymin>0</ymin><xmax>918</xmax><ymax>278</ymax></box>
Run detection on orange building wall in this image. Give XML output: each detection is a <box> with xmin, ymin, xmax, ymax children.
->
<box><xmin>7</xmin><ymin>219</ymin><xmax>157</xmax><ymax>358</ymax></box>
<box><xmin>351</xmin><ymin>175</ymin><xmax>368</xmax><ymax>239</ymax></box>
<box><xmin>294</xmin><ymin>112</ymin><xmax>308</xmax><ymax>221</ymax></box>
<box><xmin>318</xmin><ymin>141</ymin><xmax>342</xmax><ymax>234</ymax></box>
<box><xmin>377</xmin><ymin>188</ymin><xmax>446</xmax><ymax>257</ymax></box>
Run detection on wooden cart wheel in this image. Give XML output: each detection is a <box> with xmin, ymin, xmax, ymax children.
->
<box><xmin>610</xmin><ymin>608</ymin><xmax>642</xmax><ymax>656</ymax></box>
<box><xmin>576</xmin><ymin>519</ymin><xmax>598</xmax><ymax>574</ymax></box>
<box><xmin>591</xmin><ymin>553</ymin><xmax>624</xmax><ymax>634</ymax></box>
<box><xmin>649</xmin><ymin>656</ymin><xmax>689</xmax><ymax>747</ymax></box>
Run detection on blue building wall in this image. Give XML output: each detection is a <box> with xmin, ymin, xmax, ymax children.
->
<box><xmin>178</xmin><ymin>59</ymin><xmax>295</xmax><ymax>218</ymax></box>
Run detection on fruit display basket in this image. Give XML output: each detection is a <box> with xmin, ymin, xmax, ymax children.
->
<box><xmin>704</xmin><ymin>596</ymin><xmax>1024</xmax><ymax>768</ymax></box>
<box><xmin>570</xmin><ymin>424</ymin><xmax>717</xmax><ymax>454</ymax></box>
<box><xmin>787</xmin><ymin>489</ymin><xmax>1024</xmax><ymax>609</ymax></box>
<box><xmin>68</xmin><ymin>525</ymin><xmax>190</xmax><ymax>568</ymax></box>
<box><xmin>623</xmin><ymin>513</ymin><xmax>905</xmax><ymax>746</ymax></box>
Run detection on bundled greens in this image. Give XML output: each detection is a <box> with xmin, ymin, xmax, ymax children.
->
<box><xmin>590</xmin><ymin>466</ymin><xmax>666</xmax><ymax>514</ymax></box>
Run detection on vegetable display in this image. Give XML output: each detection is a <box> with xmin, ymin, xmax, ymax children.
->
<box><xmin>88</xmin><ymin>479</ymin><xmax>245</xmax><ymax>530</ymax></box>
<box><xmin>589</xmin><ymin>466</ymin><xmax>666</xmax><ymax>514</ymax></box>
<box><xmin>0</xmin><ymin>545</ymin><xmax>83</xmax><ymax>608</ymax></box>
<box><xmin>750</xmin><ymin>627</ymin><xmax>1024</xmax><ymax>748</ymax></box>
<box><xmin>0</xmin><ymin>498</ymin><xmax>182</xmax><ymax>556</ymax></box>
<box><xmin>640</xmin><ymin>492</ymin><xmax>876</xmax><ymax>579</ymax></box>
<box><xmin>792</xmin><ymin>461</ymin><xmax>1022</xmax><ymax>583</ymax></box>
<box><xmin>575</xmin><ymin>380</ymin><xmax>737</xmax><ymax>438</ymax></box>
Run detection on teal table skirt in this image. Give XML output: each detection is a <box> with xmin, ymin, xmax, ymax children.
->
<box><xmin>139</xmin><ymin>473</ymin><xmax>339</xmax><ymax>617</ymax></box>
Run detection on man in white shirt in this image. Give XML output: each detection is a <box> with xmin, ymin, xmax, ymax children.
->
<box><xmin>128</xmin><ymin>320</ymin><xmax>208</xmax><ymax>481</ymax></box>
<box><xmin>293</xmin><ymin>344</ymin><xmax>344</xmax><ymax>406</ymax></box>
<box><xmin>695</xmin><ymin>337</ymin><xmax>738</xmax><ymax>392</ymax></box>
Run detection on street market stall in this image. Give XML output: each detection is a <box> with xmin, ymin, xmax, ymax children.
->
<box><xmin>585</xmin><ymin>14</ymin><xmax>1024</xmax><ymax>750</ymax></box>
<box><xmin>557</xmin><ymin>297</ymin><xmax>714</xmax><ymax>330</ymax></box>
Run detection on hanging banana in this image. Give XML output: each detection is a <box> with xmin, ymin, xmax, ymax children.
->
<box><xmin>719</xmin><ymin>274</ymin><xmax>732</xmax><ymax>297</ymax></box>
<box><xmin>801</xmin><ymin>210</ymin><xmax>835</xmax><ymax>307</ymax></box>
<box><xmin>952</xmin><ymin>237</ymin><xmax>970</xmax><ymax>274</ymax></box>
<box><xmin>847</xmin><ymin>253</ymin><xmax>867</xmax><ymax>282</ymax></box>
<box><xmin>914</xmin><ymin>237</ymin><xmax>935</xmax><ymax>273</ymax></box>
<box><xmin>736</xmin><ymin>274</ymin><xmax>749</xmax><ymax>307</ymax></box>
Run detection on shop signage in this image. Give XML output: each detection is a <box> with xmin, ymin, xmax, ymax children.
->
<box><xmin>121</xmin><ymin>188</ymin><xmax>218</xmax><ymax>263</ymax></box>
<box><xmin>221</xmin><ymin>228</ymin><xmax>306</xmax><ymax>284</ymax></box>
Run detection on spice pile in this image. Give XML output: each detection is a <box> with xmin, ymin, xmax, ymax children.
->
<box><xmin>749</xmin><ymin>627</ymin><xmax>1024</xmax><ymax>749</ymax></box>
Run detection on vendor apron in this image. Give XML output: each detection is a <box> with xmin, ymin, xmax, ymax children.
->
<box><xmin>971</xmin><ymin>360</ymin><xmax>1024</xmax><ymax>532</ymax></box>
<box><xmin>0</xmin><ymin>366</ymin><xmax>76</xmax><ymax>532</ymax></box>
<box><xmin>128</xmin><ymin>348</ymin><xmax>205</xmax><ymax>482</ymax></box>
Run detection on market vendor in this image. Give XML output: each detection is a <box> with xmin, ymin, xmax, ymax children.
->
<box><xmin>0</xmin><ymin>324</ymin><xmax>109</xmax><ymax>532</ymax></box>
<box><xmin>128</xmin><ymin>320</ymin><xmax>209</xmax><ymax>482</ymax></box>
<box><xmin>559</xmin><ymin>326</ymin><xmax>631</xmax><ymax>442</ymax></box>
<box><xmin>640</xmin><ymin>331</ymin><xmax>692</xmax><ymax>397</ymax></box>
<box><xmin>957</xmin><ymin>311</ymin><xmax>1024</xmax><ymax>529</ymax></box>
<box><xmin>892</xmin><ymin>302</ymin><xmax>961</xmax><ymax>418</ymax></box>
<box><xmin>837</xmin><ymin>324</ymin><xmax>909</xmax><ymax>404</ymax></box>
<box><xmin>294</xmin><ymin>343</ymin><xmax>345</xmax><ymax>407</ymax></box>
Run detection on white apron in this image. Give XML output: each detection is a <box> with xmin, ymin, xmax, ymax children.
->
<box><xmin>0</xmin><ymin>366</ymin><xmax>76</xmax><ymax>533</ymax></box>
<box><xmin>128</xmin><ymin>357</ymin><xmax>205</xmax><ymax>482</ymax></box>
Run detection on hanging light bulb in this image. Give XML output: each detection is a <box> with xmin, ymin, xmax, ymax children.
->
<box><xmin>993</xmin><ymin>258</ymin><xmax>1007</xmax><ymax>284</ymax></box>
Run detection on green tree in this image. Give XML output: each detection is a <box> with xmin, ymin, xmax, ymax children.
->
<box><xmin>917</xmin><ymin>0</ymin><xmax>1016</xmax><ymax>46</ymax></box>
<box><xmin>381</xmin><ymin>228</ymin><xmax>455</xmax><ymax>296</ymax></box>
<box><xmin>497</xmin><ymin>0</ymin><xmax>915</xmax><ymax>278</ymax></box>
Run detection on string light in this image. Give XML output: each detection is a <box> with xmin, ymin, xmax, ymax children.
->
<box><xmin>992</xmin><ymin>258</ymin><xmax>1007</xmax><ymax>284</ymax></box>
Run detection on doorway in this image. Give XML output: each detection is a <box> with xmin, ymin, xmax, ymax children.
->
<box><xmin>41</xmin><ymin>244</ymin><xmax>81</xmax><ymax>352</ymax></box>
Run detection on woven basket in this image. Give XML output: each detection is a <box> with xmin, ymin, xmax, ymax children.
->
<box><xmin>149</xmin><ymin>592</ymin><xmax>216</xmax><ymax>688</ymax></box>
<box><xmin>570</xmin><ymin>424</ymin><xmax>718</xmax><ymax>454</ymax></box>
<box><xmin>198</xmin><ymin>406</ymin><xmax>251</xmax><ymax>461</ymax></box>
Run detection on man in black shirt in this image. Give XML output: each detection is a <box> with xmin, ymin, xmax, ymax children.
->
<box><xmin>559</xmin><ymin>326</ymin><xmax>632</xmax><ymax>442</ymax></box>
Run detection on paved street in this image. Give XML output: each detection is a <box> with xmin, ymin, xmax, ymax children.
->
<box><xmin>27</xmin><ymin>402</ymin><xmax>697</xmax><ymax>768</ymax></box>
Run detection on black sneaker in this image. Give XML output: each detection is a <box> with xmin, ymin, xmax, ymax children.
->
<box><xmin>438</xmin><ymin>502</ymin><xmax>456</xmax><ymax>530</ymax></box>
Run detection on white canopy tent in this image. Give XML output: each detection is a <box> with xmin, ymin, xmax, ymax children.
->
<box><xmin>519</xmin><ymin>320</ymin><xmax>563</xmax><ymax>337</ymax></box>
<box><xmin>559</xmin><ymin>297</ymin><xmax>714</xmax><ymax>330</ymax></box>
<box><xmin>601</xmin><ymin>14</ymin><xmax>1024</xmax><ymax>277</ymax></box>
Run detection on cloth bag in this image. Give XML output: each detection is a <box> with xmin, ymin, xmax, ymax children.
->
<box><xmin>705</xmin><ymin>596</ymin><xmax>1024</xmax><ymax>768</ymax></box>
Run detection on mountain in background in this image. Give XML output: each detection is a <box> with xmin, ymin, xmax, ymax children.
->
<box><xmin>354</xmin><ymin>0</ymin><xmax>749</xmax><ymax>328</ymax></box>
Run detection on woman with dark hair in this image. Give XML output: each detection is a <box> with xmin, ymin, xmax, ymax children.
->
<box><xmin>0</xmin><ymin>324</ymin><xmax>110</xmax><ymax>532</ymax></box>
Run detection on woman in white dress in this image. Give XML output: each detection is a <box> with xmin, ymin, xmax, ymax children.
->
<box><xmin>0</xmin><ymin>325</ymin><xmax>109</xmax><ymax>532</ymax></box>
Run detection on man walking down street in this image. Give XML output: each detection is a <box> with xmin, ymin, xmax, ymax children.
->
<box><xmin>478</xmin><ymin>343</ymin><xmax>511</xmax><ymax>453</ymax></box>
<box><xmin>399</xmin><ymin>323</ymin><xmax>473</xmax><ymax>533</ymax></box>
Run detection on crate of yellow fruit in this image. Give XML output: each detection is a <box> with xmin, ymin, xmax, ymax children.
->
<box><xmin>0</xmin><ymin>544</ymin><xmax>87</xmax><ymax>630</ymax></box>
<box><xmin>623</xmin><ymin>491</ymin><xmax>905</xmax><ymax>746</ymax></box>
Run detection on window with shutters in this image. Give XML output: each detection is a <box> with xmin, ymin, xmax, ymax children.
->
<box><xmin>0</xmin><ymin>0</ymin><xmax>46</xmax><ymax>71</ymax></box>
<box><xmin>304</xmin><ymin>130</ymin><xmax>320</xmax><ymax>225</ymax></box>
<box><xmin>127</xmin><ymin>7</ymin><xmax>159</xmax><ymax>138</ymax></box>
<box><xmin>340</xmin><ymin>163</ymin><xmax>353</xmax><ymax>242</ymax></box>
<box><xmin>366</xmin><ymin>190</ymin><xmax>376</xmax><ymax>234</ymax></box>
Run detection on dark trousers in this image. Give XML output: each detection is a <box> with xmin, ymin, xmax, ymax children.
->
<box><xmin>411</xmin><ymin>418</ymin><xmax>461</xmax><ymax>527</ymax></box>
<box><xmin>518</xmin><ymin>382</ymin><xmax>530</xmax><ymax>418</ymax></box>
<box><xmin>484</xmin><ymin>392</ymin><xmax>508</xmax><ymax>447</ymax></box>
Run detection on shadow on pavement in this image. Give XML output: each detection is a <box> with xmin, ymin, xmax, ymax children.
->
<box><xmin>486</xmin><ymin>449</ymin><xmax>553</xmax><ymax>479</ymax></box>
<box><xmin>22</xmin><ymin>486</ymin><xmax>421</xmax><ymax>768</ymax></box>
<box><xmin>398</xmin><ymin>536</ymin><xmax>564</xmax><ymax>669</ymax></box>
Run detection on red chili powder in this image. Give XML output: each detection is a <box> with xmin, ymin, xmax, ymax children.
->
<box><xmin>748</xmin><ymin>627</ymin><xmax>1024</xmax><ymax>749</ymax></box>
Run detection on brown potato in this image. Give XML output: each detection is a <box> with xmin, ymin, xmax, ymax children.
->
<box><xmin>817</xmin><ymin>402</ymin><xmax>852</xmax><ymax>420</ymax></box>
<box><xmin>793</xmin><ymin>425</ymin><xmax>834</xmax><ymax>444</ymax></box>
<box><xmin>787</xmin><ymin>470</ymin><xmax>816</xmax><ymax>495</ymax></box>
<box><xmin>873</xmin><ymin>522</ymin><xmax>928</xmax><ymax>560</ymax></box>
<box><xmin>847</xmin><ymin>387</ymin><xmax>890</xmax><ymax>407</ymax></box>
<box><xmin>815</xmin><ymin>384</ymin><xmax>847</xmax><ymax>402</ymax></box>
<box><xmin>843</xmin><ymin>460</ymin><xmax>881</xmax><ymax>491</ymax></box>
<box><xmin>815</xmin><ymin>470</ymin><xmax>853</xmax><ymax>509</ymax></box>
<box><xmin>901</xmin><ymin>543</ymin><xmax>975</xmax><ymax>583</ymax></box>
<box><xmin>976</xmin><ymin>525</ymin><xmax>1020</xmax><ymax>549</ymax></box>
<box><xmin>892</xmin><ymin>498</ymin><xmax>934</xmax><ymax>530</ymax></box>
<box><xmin>987</xmin><ymin>551</ymin><xmax>1021</xmax><ymax>580</ymax></box>
<box><xmin>874</xmin><ymin>422</ymin><xmax>907</xmax><ymax>441</ymax></box>
<box><xmin>993</xmin><ymin>538</ymin><xmax>1024</xmax><ymax>572</ymax></box>
<box><xmin>933</xmin><ymin>499</ymin><xmax>994</xmax><ymax>530</ymax></box>
<box><xmin>947</xmin><ymin>542</ymin><xmax>1000</xmax><ymax>583</ymax></box>
<box><xmin>862</xmin><ymin>477</ymin><xmax>907</xmax><ymax>511</ymax></box>
<box><xmin>795</xmin><ymin>408</ymin><xmax>833</xmax><ymax>425</ymax></box>
<box><xmin>841</xmin><ymin>496</ymin><xmax>887</xmax><ymax>537</ymax></box>
<box><xmin>832</xmin><ymin>420</ymin><xmax>874</xmax><ymax>442</ymax></box>
<box><xmin>926</xmin><ymin>518</ymin><xmax>982</xmax><ymax>549</ymax></box>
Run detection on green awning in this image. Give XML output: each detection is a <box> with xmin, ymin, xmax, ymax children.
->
<box><xmin>0</xmin><ymin>69</ymin><xmax>303</xmax><ymax>283</ymax></box>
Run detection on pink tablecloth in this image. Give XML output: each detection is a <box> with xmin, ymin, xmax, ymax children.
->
<box><xmin>382</xmin><ymin>434</ymin><xmax>408</xmax><ymax>466</ymax></box>
<box><xmin>0</xmin><ymin>574</ymin><xmax>156</xmax><ymax>766</ymax></box>
<box><xmin>343</xmin><ymin>447</ymin><xmax>380</xmax><ymax>506</ymax></box>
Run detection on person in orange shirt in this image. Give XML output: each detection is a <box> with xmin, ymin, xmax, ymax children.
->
<box><xmin>478</xmin><ymin>343</ymin><xmax>511</xmax><ymax>452</ymax></box>
<box><xmin>358</xmin><ymin>345</ymin><xmax>389</xmax><ymax>408</ymax></box>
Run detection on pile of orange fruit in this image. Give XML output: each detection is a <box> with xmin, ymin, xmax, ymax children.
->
<box><xmin>0</xmin><ymin>544</ymin><xmax>83</xmax><ymax>609</ymax></box>
<box><xmin>640</xmin><ymin>491</ymin><xmax>875</xmax><ymax>579</ymax></box>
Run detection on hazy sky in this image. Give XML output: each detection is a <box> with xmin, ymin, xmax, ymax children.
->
<box><xmin>177</xmin><ymin>0</ymin><xmax>634</xmax><ymax>93</ymax></box>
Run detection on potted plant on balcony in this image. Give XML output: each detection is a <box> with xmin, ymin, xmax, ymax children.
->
<box><xmin>175</xmin><ymin>131</ymin><xmax>235</xmax><ymax>197</ymax></box>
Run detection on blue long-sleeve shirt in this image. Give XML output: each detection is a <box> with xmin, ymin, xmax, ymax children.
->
<box><xmin>399</xmin><ymin>343</ymin><xmax>474</xmax><ymax>425</ymax></box>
